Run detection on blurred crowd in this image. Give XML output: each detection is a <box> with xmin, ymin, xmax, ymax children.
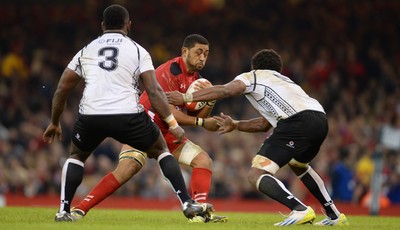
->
<box><xmin>1</xmin><ymin>0</ymin><xmax>400</xmax><ymax>207</ymax></box>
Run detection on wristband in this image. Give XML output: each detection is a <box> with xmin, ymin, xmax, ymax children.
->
<box><xmin>232</xmin><ymin>120</ymin><xmax>239</xmax><ymax>130</ymax></box>
<box><xmin>195</xmin><ymin>117</ymin><xmax>205</xmax><ymax>127</ymax></box>
<box><xmin>183</xmin><ymin>93</ymin><xmax>193</xmax><ymax>103</ymax></box>
<box><xmin>169</xmin><ymin>123</ymin><xmax>179</xmax><ymax>130</ymax></box>
<box><xmin>206</xmin><ymin>100</ymin><xmax>216</xmax><ymax>107</ymax></box>
<box><xmin>164</xmin><ymin>114</ymin><xmax>179</xmax><ymax>129</ymax></box>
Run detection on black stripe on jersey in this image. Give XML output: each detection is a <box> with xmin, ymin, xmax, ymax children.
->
<box><xmin>77</xmin><ymin>49</ymin><xmax>84</xmax><ymax>70</ymax></box>
<box><xmin>263</xmin><ymin>85</ymin><xmax>297</xmax><ymax>116</ymax></box>
<box><xmin>128</xmin><ymin>38</ymin><xmax>141</xmax><ymax>78</ymax></box>
<box><xmin>252</xmin><ymin>71</ymin><xmax>257</xmax><ymax>91</ymax></box>
<box><xmin>249</xmin><ymin>93</ymin><xmax>279</xmax><ymax>117</ymax></box>
<box><xmin>128</xmin><ymin>38</ymin><xmax>141</xmax><ymax>62</ymax></box>
<box><xmin>250</xmin><ymin>83</ymin><xmax>297</xmax><ymax>118</ymax></box>
<box><xmin>128</xmin><ymin>38</ymin><xmax>143</xmax><ymax>114</ymax></box>
<box><xmin>78</xmin><ymin>49</ymin><xmax>85</xmax><ymax>78</ymax></box>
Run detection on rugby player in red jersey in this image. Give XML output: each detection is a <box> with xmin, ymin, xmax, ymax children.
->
<box><xmin>71</xmin><ymin>34</ymin><xmax>227</xmax><ymax>223</ymax></box>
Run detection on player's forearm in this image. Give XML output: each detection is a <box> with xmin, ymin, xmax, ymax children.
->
<box><xmin>196</xmin><ymin>104</ymin><xmax>214</xmax><ymax>118</ymax></box>
<box><xmin>149</xmin><ymin>89</ymin><xmax>180</xmax><ymax>129</ymax></box>
<box><xmin>192</xmin><ymin>85</ymin><xmax>231</xmax><ymax>102</ymax></box>
<box><xmin>236</xmin><ymin>117</ymin><xmax>271</xmax><ymax>133</ymax></box>
<box><xmin>147</xmin><ymin>88</ymin><xmax>172</xmax><ymax>119</ymax></box>
<box><xmin>50</xmin><ymin>91</ymin><xmax>68</xmax><ymax>125</ymax></box>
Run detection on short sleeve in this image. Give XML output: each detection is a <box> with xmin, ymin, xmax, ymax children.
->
<box><xmin>139</xmin><ymin>50</ymin><xmax>155</xmax><ymax>74</ymax></box>
<box><xmin>67</xmin><ymin>50</ymin><xmax>83</xmax><ymax>77</ymax></box>
<box><xmin>234</xmin><ymin>71</ymin><xmax>254</xmax><ymax>94</ymax></box>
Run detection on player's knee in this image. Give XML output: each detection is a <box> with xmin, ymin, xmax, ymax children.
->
<box><xmin>113</xmin><ymin>150</ymin><xmax>146</xmax><ymax>183</ymax></box>
<box><xmin>191</xmin><ymin>152</ymin><xmax>212</xmax><ymax>169</ymax></box>
<box><xmin>248</xmin><ymin>167</ymin><xmax>268</xmax><ymax>186</ymax></box>
<box><xmin>177</xmin><ymin>140</ymin><xmax>203</xmax><ymax>167</ymax></box>
<box><xmin>288</xmin><ymin>159</ymin><xmax>309</xmax><ymax>176</ymax></box>
<box><xmin>251</xmin><ymin>155</ymin><xmax>279</xmax><ymax>174</ymax></box>
<box><xmin>119</xmin><ymin>149</ymin><xmax>147</xmax><ymax>170</ymax></box>
<box><xmin>248</xmin><ymin>168</ymin><xmax>259</xmax><ymax>186</ymax></box>
<box><xmin>70</xmin><ymin>143</ymin><xmax>91</xmax><ymax>162</ymax></box>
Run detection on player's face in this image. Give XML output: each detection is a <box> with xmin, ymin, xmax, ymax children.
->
<box><xmin>184</xmin><ymin>44</ymin><xmax>209</xmax><ymax>73</ymax></box>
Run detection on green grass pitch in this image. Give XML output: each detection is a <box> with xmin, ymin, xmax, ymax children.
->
<box><xmin>0</xmin><ymin>207</ymin><xmax>399</xmax><ymax>230</ymax></box>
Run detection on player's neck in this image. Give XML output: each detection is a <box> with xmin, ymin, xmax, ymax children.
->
<box><xmin>103</xmin><ymin>30</ymin><xmax>127</xmax><ymax>36</ymax></box>
<box><xmin>183</xmin><ymin>62</ymin><xmax>195</xmax><ymax>75</ymax></box>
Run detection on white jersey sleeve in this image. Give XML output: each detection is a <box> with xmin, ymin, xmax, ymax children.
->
<box><xmin>67</xmin><ymin>50</ymin><xmax>83</xmax><ymax>77</ymax></box>
<box><xmin>66</xmin><ymin>33</ymin><xmax>155</xmax><ymax>115</ymax></box>
<box><xmin>234</xmin><ymin>70</ymin><xmax>325</xmax><ymax>127</ymax></box>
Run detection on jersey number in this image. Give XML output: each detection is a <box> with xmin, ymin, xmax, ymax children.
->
<box><xmin>98</xmin><ymin>47</ymin><xmax>118</xmax><ymax>71</ymax></box>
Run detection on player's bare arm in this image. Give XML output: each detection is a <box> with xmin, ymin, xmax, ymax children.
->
<box><xmin>170</xmin><ymin>104</ymin><xmax>219</xmax><ymax>131</ymax></box>
<box><xmin>214</xmin><ymin>113</ymin><xmax>272</xmax><ymax>134</ymax></box>
<box><xmin>141</xmin><ymin>70</ymin><xmax>172</xmax><ymax>118</ymax></box>
<box><xmin>166</xmin><ymin>80</ymin><xmax>246</xmax><ymax>105</ymax></box>
<box><xmin>43</xmin><ymin>68</ymin><xmax>81</xmax><ymax>143</ymax></box>
<box><xmin>140</xmin><ymin>70</ymin><xmax>185</xmax><ymax>143</ymax></box>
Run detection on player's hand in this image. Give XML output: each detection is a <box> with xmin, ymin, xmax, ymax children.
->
<box><xmin>166</xmin><ymin>91</ymin><xmax>185</xmax><ymax>105</ymax></box>
<box><xmin>203</xmin><ymin>117</ymin><xmax>220</xmax><ymax>131</ymax></box>
<box><xmin>213</xmin><ymin>113</ymin><xmax>237</xmax><ymax>134</ymax></box>
<box><xmin>169</xmin><ymin>125</ymin><xmax>185</xmax><ymax>144</ymax></box>
<box><xmin>43</xmin><ymin>123</ymin><xmax>62</xmax><ymax>143</ymax></box>
<box><xmin>193</xmin><ymin>79</ymin><xmax>213</xmax><ymax>90</ymax></box>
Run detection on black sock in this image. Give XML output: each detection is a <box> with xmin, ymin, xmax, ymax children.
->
<box><xmin>299</xmin><ymin>167</ymin><xmax>340</xmax><ymax>219</ymax></box>
<box><xmin>258</xmin><ymin>174</ymin><xmax>307</xmax><ymax>211</ymax></box>
<box><xmin>59</xmin><ymin>159</ymin><xmax>84</xmax><ymax>213</ymax></box>
<box><xmin>158</xmin><ymin>153</ymin><xmax>191</xmax><ymax>204</ymax></box>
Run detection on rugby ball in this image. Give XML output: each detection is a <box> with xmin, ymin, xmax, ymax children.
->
<box><xmin>185</xmin><ymin>79</ymin><xmax>209</xmax><ymax>111</ymax></box>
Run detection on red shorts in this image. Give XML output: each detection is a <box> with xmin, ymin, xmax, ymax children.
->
<box><xmin>163</xmin><ymin>131</ymin><xmax>188</xmax><ymax>153</ymax></box>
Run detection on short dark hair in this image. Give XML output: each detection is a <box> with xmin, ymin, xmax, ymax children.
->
<box><xmin>251</xmin><ymin>49</ymin><xmax>282</xmax><ymax>72</ymax></box>
<box><xmin>103</xmin><ymin>4</ymin><xmax>129</xmax><ymax>30</ymax></box>
<box><xmin>182</xmin><ymin>34</ymin><xmax>209</xmax><ymax>49</ymax></box>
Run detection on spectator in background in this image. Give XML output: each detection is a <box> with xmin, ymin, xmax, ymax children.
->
<box><xmin>331</xmin><ymin>147</ymin><xmax>356</xmax><ymax>202</ymax></box>
<box><xmin>379</xmin><ymin>101</ymin><xmax>400</xmax><ymax>204</ymax></box>
<box><xmin>1</xmin><ymin>41</ymin><xmax>29</xmax><ymax>80</ymax></box>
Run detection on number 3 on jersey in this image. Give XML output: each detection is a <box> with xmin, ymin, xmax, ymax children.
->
<box><xmin>98</xmin><ymin>47</ymin><xmax>118</xmax><ymax>71</ymax></box>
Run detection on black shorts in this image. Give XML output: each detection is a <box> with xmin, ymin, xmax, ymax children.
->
<box><xmin>72</xmin><ymin>112</ymin><xmax>160</xmax><ymax>153</ymax></box>
<box><xmin>257</xmin><ymin>110</ymin><xmax>328</xmax><ymax>167</ymax></box>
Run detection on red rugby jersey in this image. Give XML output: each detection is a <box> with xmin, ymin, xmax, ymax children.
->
<box><xmin>140</xmin><ymin>56</ymin><xmax>200</xmax><ymax>133</ymax></box>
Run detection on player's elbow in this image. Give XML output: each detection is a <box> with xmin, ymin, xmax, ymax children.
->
<box><xmin>220</xmin><ymin>86</ymin><xmax>237</xmax><ymax>98</ymax></box>
<box><xmin>147</xmin><ymin>84</ymin><xmax>163</xmax><ymax>95</ymax></box>
<box><xmin>260</xmin><ymin>118</ymin><xmax>272</xmax><ymax>132</ymax></box>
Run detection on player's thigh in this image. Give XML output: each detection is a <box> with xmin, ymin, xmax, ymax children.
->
<box><xmin>71</xmin><ymin>115</ymin><xmax>106</xmax><ymax>161</ymax></box>
<box><xmin>114</xmin><ymin>112</ymin><xmax>163</xmax><ymax>154</ymax></box>
<box><xmin>144</xmin><ymin>132</ymin><xmax>169</xmax><ymax>159</ymax></box>
<box><xmin>253</xmin><ymin>141</ymin><xmax>292</xmax><ymax>175</ymax></box>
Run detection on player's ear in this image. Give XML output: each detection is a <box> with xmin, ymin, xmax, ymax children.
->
<box><xmin>101</xmin><ymin>21</ymin><xmax>105</xmax><ymax>31</ymax></box>
<box><xmin>126</xmin><ymin>21</ymin><xmax>132</xmax><ymax>35</ymax></box>
<box><xmin>181</xmin><ymin>47</ymin><xmax>188</xmax><ymax>57</ymax></box>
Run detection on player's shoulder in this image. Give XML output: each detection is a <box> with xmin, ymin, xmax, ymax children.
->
<box><xmin>247</xmin><ymin>69</ymin><xmax>281</xmax><ymax>82</ymax></box>
<box><xmin>170</xmin><ymin>61</ymin><xmax>182</xmax><ymax>76</ymax></box>
<box><xmin>156</xmin><ymin>57</ymin><xmax>182</xmax><ymax>77</ymax></box>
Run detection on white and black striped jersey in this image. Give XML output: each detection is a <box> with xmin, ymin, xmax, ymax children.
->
<box><xmin>234</xmin><ymin>70</ymin><xmax>325</xmax><ymax>127</ymax></box>
<box><xmin>67</xmin><ymin>32</ymin><xmax>154</xmax><ymax>115</ymax></box>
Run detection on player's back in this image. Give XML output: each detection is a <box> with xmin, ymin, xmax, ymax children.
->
<box><xmin>71</xmin><ymin>33</ymin><xmax>154</xmax><ymax>115</ymax></box>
